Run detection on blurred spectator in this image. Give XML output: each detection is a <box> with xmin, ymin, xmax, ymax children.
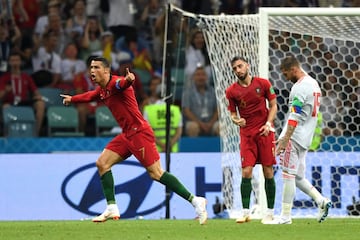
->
<box><xmin>0</xmin><ymin>51</ymin><xmax>45</xmax><ymax>136</ymax></box>
<box><xmin>105</xmin><ymin>0</ymin><xmax>137</xmax><ymax>41</ymax></box>
<box><xmin>33</xmin><ymin>0</ymin><xmax>61</xmax><ymax>42</ymax></box>
<box><xmin>219</xmin><ymin>0</ymin><xmax>244</xmax><ymax>14</ymax></box>
<box><xmin>153</xmin><ymin>2</ymin><xmax>187</xmax><ymax>69</ymax></box>
<box><xmin>18</xmin><ymin>35</ymin><xmax>34</xmax><ymax>74</ymax></box>
<box><xmin>182</xmin><ymin>66</ymin><xmax>219</xmax><ymax>137</ymax></box>
<box><xmin>12</xmin><ymin>0</ymin><xmax>34</xmax><ymax>34</ymax></box>
<box><xmin>138</xmin><ymin>0</ymin><xmax>164</xmax><ymax>68</ymax></box>
<box><xmin>92</xmin><ymin>31</ymin><xmax>119</xmax><ymax>72</ymax></box>
<box><xmin>143</xmin><ymin>84</ymin><xmax>183</xmax><ymax>152</ymax></box>
<box><xmin>33</xmin><ymin>2</ymin><xmax>68</xmax><ymax>56</ymax></box>
<box><xmin>65</xmin><ymin>0</ymin><xmax>87</xmax><ymax>48</ymax></box>
<box><xmin>45</xmin><ymin>12</ymin><xmax>67</xmax><ymax>55</ymax></box>
<box><xmin>80</xmin><ymin>15</ymin><xmax>103</xmax><ymax>62</ymax></box>
<box><xmin>117</xmin><ymin>51</ymin><xmax>147</xmax><ymax>106</ymax></box>
<box><xmin>115</xmin><ymin>29</ymin><xmax>154</xmax><ymax>74</ymax></box>
<box><xmin>31</xmin><ymin>30</ymin><xmax>62</xmax><ymax>88</ymax></box>
<box><xmin>86</xmin><ymin>0</ymin><xmax>101</xmax><ymax>16</ymax></box>
<box><xmin>59</xmin><ymin>0</ymin><xmax>80</xmax><ymax>20</ymax></box>
<box><xmin>140</xmin><ymin>75</ymin><xmax>161</xmax><ymax>111</ymax></box>
<box><xmin>318</xmin><ymin>0</ymin><xmax>342</xmax><ymax>7</ymax></box>
<box><xmin>59</xmin><ymin>42</ymin><xmax>87</xmax><ymax>91</ymax></box>
<box><xmin>184</xmin><ymin>28</ymin><xmax>211</xmax><ymax>88</ymax></box>
<box><xmin>281</xmin><ymin>0</ymin><xmax>319</xmax><ymax>7</ymax></box>
<box><xmin>182</xmin><ymin>0</ymin><xmax>218</xmax><ymax>14</ymax></box>
<box><xmin>0</xmin><ymin>17</ymin><xmax>21</xmax><ymax>76</ymax></box>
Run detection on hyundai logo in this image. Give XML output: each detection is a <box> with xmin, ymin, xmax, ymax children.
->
<box><xmin>61</xmin><ymin>161</ymin><xmax>172</xmax><ymax>218</ymax></box>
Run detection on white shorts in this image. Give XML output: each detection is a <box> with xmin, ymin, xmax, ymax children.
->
<box><xmin>279</xmin><ymin>140</ymin><xmax>307</xmax><ymax>178</ymax></box>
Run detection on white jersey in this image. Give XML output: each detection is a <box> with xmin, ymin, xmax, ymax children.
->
<box><xmin>279</xmin><ymin>75</ymin><xmax>321</xmax><ymax>149</ymax></box>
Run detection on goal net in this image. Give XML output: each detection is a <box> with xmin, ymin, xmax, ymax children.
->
<box><xmin>170</xmin><ymin>6</ymin><xmax>360</xmax><ymax>218</ymax></box>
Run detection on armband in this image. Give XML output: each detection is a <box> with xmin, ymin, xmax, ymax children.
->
<box><xmin>288</xmin><ymin>119</ymin><xmax>298</xmax><ymax>127</ymax></box>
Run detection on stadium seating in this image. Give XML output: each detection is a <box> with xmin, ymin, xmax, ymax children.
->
<box><xmin>95</xmin><ymin>106</ymin><xmax>119</xmax><ymax>136</ymax></box>
<box><xmin>47</xmin><ymin>106</ymin><xmax>84</xmax><ymax>137</ymax></box>
<box><xmin>2</xmin><ymin>106</ymin><xmax>36</xmax><ymax>137</ymax></box>
<box><xmin>38</xmin><ymin>88</ymin><xmax>64</xmax><ymax>108</ymax></box>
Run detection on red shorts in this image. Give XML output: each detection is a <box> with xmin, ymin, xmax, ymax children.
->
<box><xmin>240</xmin><ymin>131</ymin><xmax>276</xmax><ymax>168</ymax></box>
<box><xmin>105</xmin><ymin>127</ymin><xmax>160</xmax><ymax>167</ymax></box>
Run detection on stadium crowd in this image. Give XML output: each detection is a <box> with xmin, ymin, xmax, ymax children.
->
<box><xmin>0</xmin><ymin>0</ymin><xmax>358</xmax><ymax>138</ymax></box>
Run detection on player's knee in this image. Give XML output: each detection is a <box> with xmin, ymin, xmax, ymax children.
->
<box><xmin>146</xmin><ymin>166</ymin><xmax>164</xmax><ymax>181</ymax></box>
<box><xmin>95</xmin><ymin>157</ymin><xmax>111</xmax><ymax>173</ymax></box>
<box><xmin>242</xmin><ymin>167</ymin><xmax>253</xmax><ymax>178</ymax></box>
<box><xmin>262</xmin><ymin>166</ymin><xmax>274</xmax><ymax>178</ymax></box>
<box><xmin>185</xmin><ymin>121</ymin><xmax>200</xmax><ymax>137</ymax></box>
<box><xmin>212</xmin><ymin>121</ymin><xmax>220</xmax><ymax>136</ymax></box>
<box><xmin>148</xmin><ymin>172</ymin><xmax>159</xmax><ymax>181</ymax></box>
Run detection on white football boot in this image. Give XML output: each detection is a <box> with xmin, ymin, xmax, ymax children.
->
<box><xmin>192</xmin><ymin>196</ymin><xmax>208</xmax><ymax>225</ymax></box>
<box><xmin>92</xmin><ymin>204</ymin><xmax>120</xmax><ymax>222</ymax></box>
<box><xmin>318</xmin><ymin>198</ymin><xmax>332</xmax><ymax>223</ymax></box>
<box><xmin>261</xmin><ymin>209</ymin><xmax>275</xmax><ymax>224</ymax></box>
<box><xmin>236</xmin><ymin>209</ymin><xmax>251</xmax><ymax>224</ymax></box>
<box><xmin>267</xmin><ymin>216</ymin><xmax>292</xmax><ymax>224</ymax></box>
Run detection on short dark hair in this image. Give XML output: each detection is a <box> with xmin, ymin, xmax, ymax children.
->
<box><xmin>231</xmin><ymin>56</ymin><xmax>248</xmax><ymax>65</ymax></box>
<box><xmin>90</xmin><ymin>56</ymin><xmax>111</xmax><ymax>69</ymax></box>
<box><xmin>280</xmin><ymin>55</ymin><xmax>300</xmax><ymax>71</ymax></box>
<box><xmin>86</xmin><ymin>55</ymin><xmax>97</xmax><ymax>68</ymax></box>
<box><xmin>8</xmin><ymin>50</ymin><xmax>21</xmax><ymax>59</ymax></box>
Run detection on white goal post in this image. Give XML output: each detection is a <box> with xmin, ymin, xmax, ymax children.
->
<box><xmin>169</xmin><ymin>5</ymin><xmax>360</xmax><ymax>218</ymax></box>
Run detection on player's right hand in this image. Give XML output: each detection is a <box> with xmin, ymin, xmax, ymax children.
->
<box><xmin>60</xmin><ymin>94</ymin><xmax>72</xmax><ymax>106</ymax></box>
<box><xmin>231</xmin><ymin>116</ymin><xmax>246</xmax><ymax>127</ymax></box>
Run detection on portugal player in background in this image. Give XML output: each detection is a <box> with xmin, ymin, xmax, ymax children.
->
<box><xmin>61</xmin><ymin>57</ymin><xmax>207</xmax><ymax>224</ymax></box>
<box><xmin>271</xmin><ymin>55</ymin><xmax>331</xmax><ymax>224</ymax></box>
<box><xmin>225</xmin><ymin>56</ymin><xmax>277</xmax><ymax>224</ymax></box>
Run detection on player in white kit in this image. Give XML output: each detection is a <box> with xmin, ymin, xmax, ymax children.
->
<box><xmin>270</xmin><ymin>55</ymin><xmax>332</xmax><ymax>224</ymax></box>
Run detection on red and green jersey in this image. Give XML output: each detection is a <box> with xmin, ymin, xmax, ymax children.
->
<box><xmin>226</xmin><ymin>77</ymin><xmax>276</xmax><ymax>136</ymax></box>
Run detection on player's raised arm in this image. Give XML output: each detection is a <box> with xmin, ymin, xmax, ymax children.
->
<box><xmin>125</xmin><ymin>68</ymin><xmax>135</xmax><ymax>83</ymax></box>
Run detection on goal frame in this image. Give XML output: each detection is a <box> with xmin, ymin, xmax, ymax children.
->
<box><xmin>254</xmin><ymin>7</ymin><xmax>360</xmax><ymax>218</ymax></box>
<box><xmin>258</xmin><ymin>7</ymin><xmax>360</xmax><ymax>80</ymax></box>
<box><xmin>169</xmin><ymin>5</ymin><xmax>360</xmax><ymax>219</ymax></box>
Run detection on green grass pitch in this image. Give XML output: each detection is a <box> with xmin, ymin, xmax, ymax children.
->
<box><xmin>0</xmin><ymin>218</ymin><xmax>359</xmax><ymax>240</ymax></box>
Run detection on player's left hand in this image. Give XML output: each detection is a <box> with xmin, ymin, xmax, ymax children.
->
<box><xmin>260</xmin><ymin>121</ymin><xmax>275</xmax><ymax>136</ymax></box>
<box><xmin>259</xmin><ymin>125</ymin><xmax>270</xmax><ymax>136</ymax></box>
<box><xmin>125</xmin><ymin>68</ymin><xmax>135</xmax><ymax>83</ymax></box>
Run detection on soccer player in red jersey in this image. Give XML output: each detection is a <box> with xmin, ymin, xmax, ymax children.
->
<box><xmin>61</xmin><ymin>57</ymin><xmax>207</xmax><ymax>224</ymax></box>
<box><xmin>225</xmin><ymin>56</ymin><xmax>277</xmax><ymax>224</ymax></box>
